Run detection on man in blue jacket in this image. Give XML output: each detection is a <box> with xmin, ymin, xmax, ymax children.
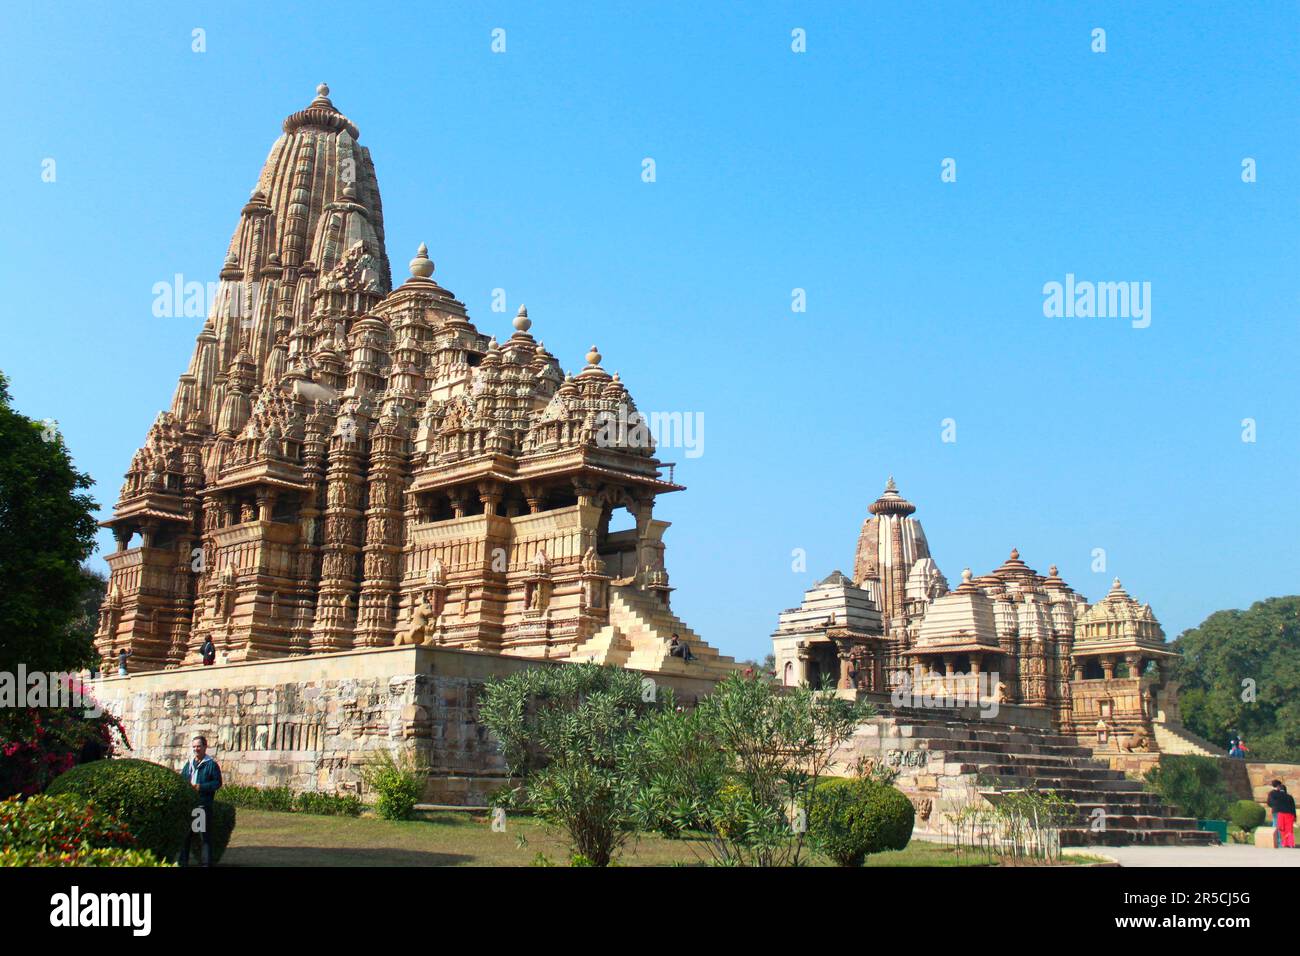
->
<box><xmin>179</xmin><ymin>735</ymin><xmax>223</xmax><ymax>867</ymax></box>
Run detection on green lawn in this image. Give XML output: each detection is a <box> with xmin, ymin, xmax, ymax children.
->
<box><xmin>221</xmin><ymin>809</ymin><xmax>1097</xmax><ymax>867</ymax></box>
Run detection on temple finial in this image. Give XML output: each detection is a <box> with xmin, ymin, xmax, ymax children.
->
<box><xmin>409</xmin><ymin>242</ymin><xmax>434</xmax><ymax>279</ymax></box>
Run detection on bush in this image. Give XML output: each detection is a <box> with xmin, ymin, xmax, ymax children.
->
<box><xmin>481</xmin><ymin>664</ymin><xmax>661</xmax><ymax>867</ymax></box>
<box><xmin>220</xmin><ymin>785</ymin><xmax>295</xmax><ymax>813</ymax></box>
<box><xmin>1229</xmin><ymin>799</ymin><xmax>1266</xmax><ymax>831</ymax></box>
<box><xmin>220</xmin><ymin>784</ymin><xmax>362</xmax><ymax>817</ymax></box>
<box><xmin>359</xmin><ymin>750</ymin><xmax>426</xmax><ymax>821</ymax></box>
<box><xmin>635</xmin><ymin>672</ymin><xmax>872</xmax><ymax>867</ymax></box>
<box><xmin>46</xmin><ymin>758</ymin><xmax>193</xmax><ymax>861</ymax></box>
<box><xmin>0</xmin><ymin>793</ymin><xmax>135</xmax><ymax>852</ymax></box>
<box><xmin>1143</xmin><ymin>755</ymin><xmax>1231</xmax><ymax>820</ymax></box>
<box><xmin>294</xmin><ymin>790</ymin><xmax>363</xmax><ymax>817</ymax></box>
<box><xmin>0</xmin><ymin>846</ymin><xmax>169</xmax><ymax>867</ymax></box>
<box><xmin>0</xmin><ymin>697</ymin><xmax>129</xmax><ymax>799</ymax></box>
<box><xmin>808</xmin><ymin>777</ymin><xmax>914</xmax><ymax>867</ymax></box>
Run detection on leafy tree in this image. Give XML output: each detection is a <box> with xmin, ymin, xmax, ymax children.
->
<box><xmin>1173</xmin><ymin>596</ymin><xmax>1300</xmax><ymax>762</ymax></box>
<box><xmin>637</xmin><ymin>672</ymin><xmax>872</xmax><ymax>866</ymax></box>
<box><xmin>480</xmin><ymin>664</ymin><xmax>663</xmax><ymax>866</ymax></box>
<box><xmin>1143</xmin><ymin>755</ymin><xmax>1230</xmax><ymax>821</ymax></box>
<box><xmin>0</xmin><ymin>372</ymin><xmax>100</xmax><ymax>673</ymax></box>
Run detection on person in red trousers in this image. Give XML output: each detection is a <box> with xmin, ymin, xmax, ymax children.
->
<box><xmin>1267</xmin><ymin>780</ymin><xmax>1296</xmax><ymax>848</ymax></box>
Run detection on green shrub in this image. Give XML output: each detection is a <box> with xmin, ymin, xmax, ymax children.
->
<box><xmin>220</xmin><ymin>784</ymin><xmax>362</xmax><ymax>817</ymax></box>
<box><xmin>220</xmin><ymin>785</ymin><xmax>295</xmax><ymax>813</ymax></box>
<box><xmin>1229</xmin><ymin>799</ymin><xmax>1266</xmax><ymax>831</ymax></box>
<box><xmin>808</xmin><ymin>777</ymin><xmax>914</xmax><ymax>867</ymax></box>
<box><xmin>46</xmin><ymin>758</ymin><xmax>193</xmax><ymax>860</ymax></box>
<box><xmin>1143</xmin><ymin>755</ymin><xmax>1231</xmax><ymax>820</ymax></box>
<box><xmin>294</xmin><ymin>790</ymin><xmax>363</xmax><ymax>817</ymax></box>
<box><xmin>360</xmin><ymin>750</ymin><xmax>426</xmax><ymax>821</ymax></box>
<box><xmin>634</xmin><ymin>672</ymin><xmax>872</xmax><ymax>867</ymax></box>
<box><xmin>481</xmin><ymin>664</ymin><xmax>661</xmax><ymax>867</ymax></box>
<box><xmin>0</xmin><ymin>845</ymin><xmax>170</xmax><ymax>867</ymax></box>
<box><xmin>0</xmin><ymin>793</ymin><xmax>135</xmax><ymax>853</ymax></box>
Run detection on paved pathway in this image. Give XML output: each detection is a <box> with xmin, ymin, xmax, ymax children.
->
<box><xmin>1084</xmin><ymin>844</ymin><xmax>1300</xmax><ymax>867</ymax></box>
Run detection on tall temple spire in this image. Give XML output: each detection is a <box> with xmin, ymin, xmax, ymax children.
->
<box><xmin>195</xmin><ymin>81</ymin><xmax>392</xmax><ymax>393</ymax></box>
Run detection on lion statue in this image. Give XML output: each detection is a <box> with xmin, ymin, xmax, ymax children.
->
<box><xmin>1119</xmin><ymin>726</ymin><xmax>1151</xmax><ymax>753</ymax></box>
<box><xmin>395</xmin><ymin>594</ymin><xmax>436</xmax><ymax>646</ymax></box>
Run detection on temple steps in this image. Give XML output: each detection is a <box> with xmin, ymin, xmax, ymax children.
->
<box><xmin>570</xmin><ymin>585</ymin><xmax>740</xmax><ymax>679</ymax></box>
<box><xmin>1152</xmin><ymin>721</ymin><xmax>1220</xmax><ymax>757</ymax></box>
<box><xmin>856</xmin><ymin>701</ymin><xmax>1212</xmax><ymax>847</ymax></box>
<box><xmin>1060</xmin><ymin>827</ymin><xmax>1218</xmax><ymax>847</ymax></box>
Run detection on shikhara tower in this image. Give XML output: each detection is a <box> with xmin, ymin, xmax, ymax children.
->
<box><xmin>96</xmin><ymin>85</ymin><xmax>736</xmax><ymax>678</ymax></box>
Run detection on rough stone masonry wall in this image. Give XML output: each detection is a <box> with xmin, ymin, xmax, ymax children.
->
<box><xmin>833</xmin><ymin>716</ymin><xmax>979</xmax><ymax>838</ymax></box>
<box><xmin>830</xmin><ymin>701</ymin><xmax>1055</xmax><ymax>838</ymax></box>
<box><xmin>91</xmin><ymin>645</ymin><xmax>722</xmax><ymax>806</ymax></box>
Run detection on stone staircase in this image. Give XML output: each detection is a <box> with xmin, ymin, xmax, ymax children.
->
<box><xmin>569</xmin><ymin>584</ymin><xmax>741</xmax><ymax>679</ymax></box>
<box><xmin>848</xmin><ymin>703</ymin><xmax>1216</xmax><ymax>847</ymax></box>
<box><xmin>1152</xmin><ymin>720</ymin><xmax>1220</xmax><ymax>757</ymax></box>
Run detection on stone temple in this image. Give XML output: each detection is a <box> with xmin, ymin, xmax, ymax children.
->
<box><xmin>94</xmin><ymin>84</ymin><xmax>736</xmax><ymax>681</ymax></box>
<box><xmin>772</xmin><ymin>478</ymin><xmax>1225</xmax><ymax>844</ymax></box>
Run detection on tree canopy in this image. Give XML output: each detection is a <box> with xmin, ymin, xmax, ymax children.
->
<box><xmin>1173</xmin><ymin>596</ymin><xmax>1300</xmax><ymax>762</ymax></box>
<box><xmin>0</xmin><ymin>371</ymin><xmax>101</xmax><ymax>673</ymax></box>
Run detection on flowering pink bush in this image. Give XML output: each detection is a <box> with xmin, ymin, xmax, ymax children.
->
<box><xmin>0</xmin><ymin>679</ymin><xmax>129</xmax><ymax>798</ymax></box>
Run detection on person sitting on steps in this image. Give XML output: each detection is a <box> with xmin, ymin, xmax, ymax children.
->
<box><xmin>668</xmin><ymin>633</ymin><xmax>695</xmax><ymax>664</ymax></box>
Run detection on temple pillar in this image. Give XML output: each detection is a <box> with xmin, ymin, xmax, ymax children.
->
<box><xmin>477</xmin><ymin>480</ymin><xmax>503</xmax><ymax>517</ymax></box>
<box><xmin>1125</xmin><ymin>653</ymin><xmax>1143</xmax><ymax>679</ymax></box>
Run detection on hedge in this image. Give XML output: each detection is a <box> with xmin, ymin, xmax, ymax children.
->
<box><xmin>46</xmin><ymin>758</ymin><xmax>197</xmax><ymax>861</ymax></box>
<box><xmin>221</xmin><ymin>784</ymin><xmax>362</xmax><ymax>817</ymax></box>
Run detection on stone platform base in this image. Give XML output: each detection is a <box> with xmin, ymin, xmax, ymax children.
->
<box><xmin>90</xmin><ymin>645</ymin><xmax>722</xmax><ymax>805</ymax></box>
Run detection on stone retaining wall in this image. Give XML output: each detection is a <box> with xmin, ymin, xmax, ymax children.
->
<box><xmin>90</xmin><ymin>646</ymin><xmax>721</xmax><ymax>806</ymax></box>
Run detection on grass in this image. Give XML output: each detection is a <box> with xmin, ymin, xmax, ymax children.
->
<box><xmin>220</xmin><ymin>809</ymin><xmax>1094</xmax><ymax>867</ymax></box>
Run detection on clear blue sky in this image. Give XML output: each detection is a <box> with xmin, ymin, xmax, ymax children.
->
<box><xmin>3</xmin><ymin>1</ymin><xmax>1297</xmax><ymax>662</ymax></box>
